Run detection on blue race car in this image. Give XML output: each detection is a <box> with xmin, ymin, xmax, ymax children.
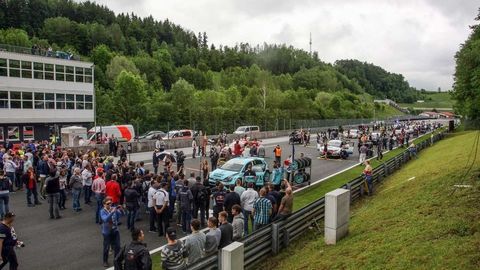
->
<box><xmin>209</xmin><ymin>157</ymin><xmax>270</xmax><ymax>187</ymax></box>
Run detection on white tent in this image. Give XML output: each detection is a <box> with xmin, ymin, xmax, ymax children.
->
<box><xmin>61</xmin><ymin>126</ymin><xmax>87</xmax><ymax>147</ymax></box>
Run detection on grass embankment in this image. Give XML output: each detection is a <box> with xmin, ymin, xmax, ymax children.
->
<box><xmin>293</xmin><ymin>129</ymin><xmax>443</xmax><ymax>211</ymax></box>
<box><xmin>399</xmin><ymin>92</ymin><xmax>453</xmax><ymax>110</ymax></box>
<box><xmin>268</xmin><ymin>131</ymin><xmax>480</xmax><ymax>270</ymax></box>
<box><xmin>375</xmin><ymin>104</ymin><xmax>406</xmax><ymax>119</ymax></box>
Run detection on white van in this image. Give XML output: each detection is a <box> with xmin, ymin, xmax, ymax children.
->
<box><xmin>233</xmin><ymin>125</ymin><xmax>260</xmax><ymax>135</ymax></box>
<box><xmin>87</xmin><ymin>125</ymin><xmax>135</xmax><ymax>144</ymax></box>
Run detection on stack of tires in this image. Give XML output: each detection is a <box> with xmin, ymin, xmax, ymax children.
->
<box><xmin>292</xmin><ymin>157</ymin><xmax>312</xmax><ymax>184</ymax></box>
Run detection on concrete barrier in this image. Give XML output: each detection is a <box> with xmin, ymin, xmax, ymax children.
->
<box><xmin>221</xmin><ymin>241</ymin><xmax>244</xmax><ymax>270</ymax></box>
<box><xmin>325</xmin><ymin>188</ymin><xmax>350</xmax><ymax>245</ymax></box>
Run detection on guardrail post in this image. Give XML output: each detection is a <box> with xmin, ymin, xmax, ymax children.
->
<box><xmin>271</xmin><ymin>223</ymin><xmax>280</xmax><ymax>255</ymax></box>
<box><xmin>221</xmin><ymin>242</ymin><xmax>244</xmax><ymax>270</ymax></box>
<box><xmin>325</xmin><ymin>188</ymin><xmax>351</xmax><ymax>245</ymax></box>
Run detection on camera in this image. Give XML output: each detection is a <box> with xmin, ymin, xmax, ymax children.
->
<box><xmin>16</xmin><ymin>241</ymin><xmax>25</xmax><ymax>248</ymax></box>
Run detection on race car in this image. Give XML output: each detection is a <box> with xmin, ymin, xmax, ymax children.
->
<box><xmin>321</xmin><ymin>139</ymin><xmax>354</xmax><ymax>159</ymax></box>
<box><xmin>208</xmin><ymin>157</ymin><xmax>270</xmax><ymax>187</ymax></box>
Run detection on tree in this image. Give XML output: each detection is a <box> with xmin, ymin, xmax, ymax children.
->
<box><xmin>112</xmin><ymin>71</ymin><xmax>148</xmax><ymax>123</ymax></box>
<box><xmin>105</xmin><ymin>55</ymin><xmax>139</xmax><ymax>87</ymax></box>
<box><xmin>90</xmin><ymin>44</ymin><xmax>113</xmax><ymax>72</ymax></box>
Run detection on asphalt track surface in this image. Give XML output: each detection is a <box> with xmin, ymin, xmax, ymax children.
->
<box><xmin>12</xmin><ymin>136</ymin><xmax>361</xmax><ymax>270</ymax></box>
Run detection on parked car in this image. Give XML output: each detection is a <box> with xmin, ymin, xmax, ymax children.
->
<box><xmin>344</xmin><ymin>129</ymin><xmax>359</xmax><ymax>139</ymax></box>
<box><xmin>137</xmin><ymin>130</ymin><xmax>166</xmax><ymax>141</ymax></box>
<box><xmin>233</xmin><ymin>125</ymin><xmax>260</xmax><ymax>135</ymax></box>
<box><xmin>209</xmin><ymin>157</ymin><xmax>270</xmax><ymax>187</ymax></box>
<box><xmin>162</xmin><ymin>129</ymin><xmax>194</xmax><ymax>140</ymax></box>
<box><xmin>289</xmin><ymin>130</ymin><xmax>303</xmax><ymax>144</ymax></box>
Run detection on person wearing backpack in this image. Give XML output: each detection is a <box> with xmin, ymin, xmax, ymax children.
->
<box><xmin>114</xmin><ymin>228</ymin><xmax>152</xmax><ymax>270</ymax></box>
<box><xmin>177</xmin><ymin>180</ymin><xmax>193</xmax><ymax>234</ymax></box>
<box><xmin>191</xmin><ymin>177</ymin><xmax>207</xmax><ymax>227</ymax></box>
<box><xmin>212</xmin><ymin>183</ymin><xmax>226</xmax><ymax>220</ymax></box>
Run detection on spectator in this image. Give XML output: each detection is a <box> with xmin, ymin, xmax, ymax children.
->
<box><xmin>212</xmin><ymin>183</ymin><xmax>226</xmax><ymax>219</ymax></box>
<box><xmin>21</xmin><ymin>166</ymin><xmax>40</xmax><ymax>207</ymax></box>
<box><xmin>177</xmin><ymin>180</ymin><xmax>193</xmax><ymax>234</ymax></box>
<box><xmin>204</xmin><ymin>217</ymin><xmax>221</xmax><ymax>255</ymax></box>
<box><xmin>92</xmin><ymin>170</ymin><xmax>106</xmax><ymax>223</ymax></box>
<box><xmin>191</xmin><ymin>176</ymin><xmax>207</xmax><ymax>227</ymax></box>
<box><xmin>3</xmin><ymin>157</ymin><xmax>17</xmax><ymax>194</ymax></box>
<box><xmin>0</xmin><ymin>170</ymin><xmax>11</xmax><ymax>220</ymax></box>
<box><xmin>187</xmin><ymin>172</ymin><xmax>196</xmax><ymax>188</ymax></box>
<box><xmin>69</xmin><ymin>167</ymin><xmax>83</xmax><ymax>212</ymax></box>
<box><xmin>160</xmin><ymin>227</ymin><xmax>187</xmax><ymax>270</ymax></box>
<box><xmin>218</xmin><ymin>211</ymin><xmax>233</xmax><ymax>249</ymax></box>
<box><xmin>82</xmin><ymin>164</ymin><xmax>93</xmax><ymax>204</ymax></box>
<box><xmin>124</xmin><ymin>181</ymin><xmax>141</xmax><ymax>232</ymax></box>
<box><xmin>147</xmin><ymin>180</ymin><xmax>159</xmax><ymax>233</ymax></box>
<box><xmin>252</xmin><ymin>188</ymin><xmax>272</xmax><ymax>231</ymax></box>
<box><xmin>0</xmin><ymin>212</ymin><xmax>19</xmax><ymax>270</ymax></box>
<box><xmin>106</xmin><ymin>174</ymin><xmax>122</xmax><ymax>206</ymax></box>
<box><xmin>271</xmin><ymin>161</ymin><xmax>283</xmax><ymax>191</ymax></box>
<box><xmin>185</xmin><ymin>219</ymin><xmax>205</xmax><ymax>266</ymax></box>
<box><xmin>58</xmin><ymin>167</ymin><xmax>67</xmax><ymax>210</ymax></box>
<box><xmin>363</xmin><ymin>160</ymin><xmax>373</xmax><ymax>195</ymax></box>
<box><xmin>114</xmin><ymin>228</ymin><xmax>152</xmax><ymax>270</ymax></box>
<box><xmin>274</xmin><ymin>180</ymin><xmax>293</xmax><ymax>221</ymax></box>
<box><xmin>359</xmin><ymin>144</ymin><xmax>368</xmax><ymax>164</ymax></box>
<box><xmin>231</xmin><ymin>204</ymin><xmax>244</xmax><ymax>241</ymax></box>
<box><xmin>234</xmin><ymin>179</ymin><xmax>245</xmax><ymax>197</ymax></box>
<box><xmin>409</xmin><ymin>142</ymin><xmax>417</xmax><ymax>159</ymax></box>
<box><xmin>240</xmin><ymin>182</ymin><xmax>258</xmax><ymax>236</ymax></box>
<box><xmin>152</xmin><ymin>149</ymin><xmax>160</xmax><ymax>175</ymax></box>
<box><xmin>223</xmin><ymin>185</ymin><xmax>241</xmax><ymax>223</ymax></box>
<box><xmin>100</xmin><ymin>197</ymin><xmax>124</xmax><ymax>267</ymax></box>
<box><xmin>154</xmin><ymin>182</ymin><xmax>169</xmax><ymax>237</ymax></box>
<box><xmin>45</xmin><ymin>170</ymin><xmax>61</xmax><ymax>219</ymax></box>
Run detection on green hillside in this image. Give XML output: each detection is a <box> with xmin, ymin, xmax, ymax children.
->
<box><xmin>267</xmin><ymin>131</ymin><xmax>480</xmax><ymax>270</ymax></box>
<box><xmin>399</xmin><ymin>92</ymin><xmax>453</xmax><ymax>110</ymax></box>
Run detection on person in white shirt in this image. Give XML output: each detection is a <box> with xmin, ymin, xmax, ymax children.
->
<box><xmin>81</xmin><ymin>164</ymin><xmax>93</xmax><ymax>204</ymax></box>
<box><xmin>154</xmin><ymin>182</ymin><xmax>169</xmax><ymax>237</ymax></box>
<box><xmin>240</xmin><ymin>182</ymin><xmax>259</xmax><ymax>236</ymax></box>
<box><xmin>147</xmin><ymin>181</ymin><xmax>159</xmax><ymax>233</ymax></box>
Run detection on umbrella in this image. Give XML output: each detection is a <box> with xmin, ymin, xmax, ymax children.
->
<box><xmin>156</xmin><ymin>151</ymin><xmax>176</xmax><ymax>162</ymax></box>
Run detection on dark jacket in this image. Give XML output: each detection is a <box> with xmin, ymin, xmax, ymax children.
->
<box><xmin>124</xmin><ymin>187</ymin><xmax>140</xmax><ymax>210</ymax></box>
<box><xmin>37</xmin><ymin>160</ymin><xmax>49</xmax><ymax>176</ymax></box>
<box><xmin>114</xmin><ymin>241</ymin><xmax>152</xmax><ymax>270</ymax></box>
<box><xmin>45</xmin><ymin>175</ymin><xmax>60</xmax><ymax>194</ymax></box>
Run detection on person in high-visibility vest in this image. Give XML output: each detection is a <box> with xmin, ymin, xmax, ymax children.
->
<box><xmin>273</xmin><ymin>145</ymin><xmax>282</xmax><ymax>164</ymax></box>
<box><xmin>50</xmin><ymin>134</ymin><xmax>57</xmax><ymax>150</ymax></box>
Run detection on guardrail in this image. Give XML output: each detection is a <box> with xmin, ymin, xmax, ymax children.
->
<box><xmin>187</xmin><ymin>128</ymin><xmax>446</xmax><ymax>270</ymax></box>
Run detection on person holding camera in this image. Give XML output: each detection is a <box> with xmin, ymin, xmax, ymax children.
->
<box><xmin>0</xmin><ymin>212</ymin><xmax>19</xmax><ymax>270</ymax></box>
<box><xmin>100</xmin><ymin>196</ymin><xmax>124</xmax><ymax>267</ymax></box>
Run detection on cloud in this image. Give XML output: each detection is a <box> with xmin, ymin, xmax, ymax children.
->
<box><xmin>83</xmin><ymin>0</ymin><xmax>479</xmax><ymax>91</ymax></box>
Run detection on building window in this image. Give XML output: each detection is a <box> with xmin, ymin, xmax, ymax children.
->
<box><xmin>56</xmin><ymin>93</ymin><xmax>65</xmax><ymax>109</ymax></box>
<box><xmin>85</xmin><ymin>67</ymin><xmax>92</xmax><ymax>83</ymax></box>
<box><xmin>34</xmin><ymin>92</ymin><xmax>45</xmax><ymax>109</ymax></box>
<box><xmin>22</xmin><ymin>92</ymin><xmax>33</xmax><ymax>109</ymax></box>
<box><xmin>45</xmin><ymin>63</ymin><xmax>54</xmax><ymax>80</ymax></box>
<box><xmin>23</xmin><ymin>126</ymin><xmax>34</xmax><ymax>140</ymax></box>
<box><xmin>0</xmin><ymin>91</ymin><xmax>8</xmax><ymax>108</ymax></box>
<box><xmin>7</xmin><ymin>126</ymin><xmax>19</xmax><ymax>141</ymax></box>
<box><xmin>75</xmin><ymin>67</ymin><xmax>84</xmax><ymax>83</ymax></box>
<box><xmin>10</xmin><ymin>91</ymin><xmax>21</xmax><ymax>109</ymax></box>
<box><xmin>76</xmin><ymin>94</ymin><xmax>84</xmax><ymax>109</ymax></box>
<box><xmin>85</xmin><ymin>94</ymin><xmax>93</xmax><ymax>110</ymax></box>
<box><xmin>65</xmin><ymin>66</ymin><xmax>74</xmax><ymax>82</ymax></box>
<box><xmin>55</xmin><ymin>65</ymin><xmax>65</xmax><ymax>81</ymax></box>
<box><xmin>9</xmin><ymin>59</ymin><xmax>20</xmax><ymax>78</ymax></box>
<box><xmin>45</xmin><ymin>93</ymin><xmax>55</xmax><ymax>109</ymax></box>
<box><xmin>66</xmin><ymin>94</ymin><xmax>75</xmax><ymax>109</ymax></box>
<box><xmin>34</xmin><ymin>62</ymin><xmax>44</xmax><ymax>79</ymax></box>
<box><xmin>21</xmin><ymin>61</ymin><xmax>32</xmax><ymax>79</ymax></box>
<box><xmin>0</xmin><ymin>58</ymin><xmax>6</xmax><ymax>77</ymax></box>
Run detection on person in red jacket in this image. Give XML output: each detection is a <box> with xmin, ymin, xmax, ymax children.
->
<box><xmin>233</xmin><ymin>141</ymin><xmax>243</xmax><ymax>157</ymax></box>
<box><xmin>105</xmin><ymin>174</ymin><xmax>121</xmax><ymax>206</ymax></box>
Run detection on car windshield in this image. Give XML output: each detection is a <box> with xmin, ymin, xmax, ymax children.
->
<box><xmin>165</xmin><ymin>131</ymin><xmax>177</xmax><ymax>137</ymax></box>
<box><xmin>235</xmin><ymin>127</ymin><xmax>246</xmax><ymax>132</ymax></box>
<box><xmin>328</xmin><ymin>141</ymin><xmax>342</xmax><ymax>147</ymax></box>
<box><xmin>220</xmin><ymin>160</ymin><xmax>245</xmax><ymax>172</ymax></box>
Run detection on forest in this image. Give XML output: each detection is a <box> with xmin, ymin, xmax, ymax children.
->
<box><xmin>0</xmin><ymin>0</ymin><xmax>425</xmax><ymax>133</ymax></box>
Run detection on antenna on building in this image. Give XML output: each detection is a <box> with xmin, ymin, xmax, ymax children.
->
<box><xmin>309</xmin><ymin>32</ymin><xmax>312</xmax><ymax>55</ymax></box>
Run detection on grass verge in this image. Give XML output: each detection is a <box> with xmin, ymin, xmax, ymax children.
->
<box><xmin>266</xmin><ymin>130</ymin><xmax>480</xmax><ymax>270</ymax></box>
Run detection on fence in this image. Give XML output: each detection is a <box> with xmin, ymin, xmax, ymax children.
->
<box><xmin>187</xmin><ymin>129</ymin><xmax>446</xmax><ymax>270</ymax></box>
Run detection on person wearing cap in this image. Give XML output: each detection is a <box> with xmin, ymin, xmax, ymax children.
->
<box><xmin>0</xmin><ymin>212</ymin><xmax>19</xmax><ymax>269</ymax></box>
<box><xmin>160</xmin><ymin>227</ymin><xmax>187</xmax><ymax>270</ymax></box>
<box><xmin>114</xmin><ymin>228</ymin><xmax>152</xmax><ymax>270</ymax></box>
<box><xmin>100</xmin><ymin>196</ymin><xmax>124</xmax><ymax>267</ymax></box>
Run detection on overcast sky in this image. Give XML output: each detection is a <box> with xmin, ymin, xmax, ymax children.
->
<box><xmin>86</xmin><ymin>0</ymin><xmax>478</xmax><ymax>91</ymax></box>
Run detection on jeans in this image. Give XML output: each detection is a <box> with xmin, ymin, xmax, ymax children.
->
<box><xmin>5</xmin><ymin>173</ymin><xmax>14</xmax><ymax>192</ymax></box>
<box><xmin>72</xmin><ymin>188</ymin><xmax>81</xmax><ymax>210</ymax></box>
<box><xmin>84</xmin><ymin>185</ymin><xmax>92</xmax><ymax>203</ymax></box>
<box><xmin>0</xmin><ymin>194</ymin><xmax>9</xmax><ymax>220</ymax></box>
<box><xmin>95</xmin><ymin>193</ymin><xmax>105</xmax><ymax>223</ymax></box>
<box><xmin>127</xmin><ymin>208</ymin><xmax>138</xmax><ymax>230</ymax></box>
<box><xmin>47</xmin><ymin>193</ymin><xmax>60</xmax><ymax>218</ymax></box>
<box><xmin>193</xmin><ymin>203</ymin><xmax>206</xmax><ymax>227</ymax></box>
<box><xmin>26</xmin><ymin>188</ymin><xmax>39</xmax><ymax>205</ymax></box>
<box><xmin>243</xmin><ymin>210</ymin><xmax>254</xmax><ymax>236</ymax></box>
<box><xmin>39</xmin><ymin>175</ymin><xmax>46</xmax><ymax>197</ymax></box>
<box><xmin>149</xmin><ymin>207</ymin><xmax>157</xmax><ymax>231</ymax></box>
<box><xmin>156</xmin><ymin>208</ymin><xmax>169</xmax><ymax>237</ymax></box>
<box><xmin>365</xmin><ymin>175</ymin><xmax>373</xmax><ymax>195</ymax></box>
<box><xmin>102</xmin><ymin>230</ymin><xmax>120</xmax><ymax>264</ymax></box>
<box><xmin>153</xmin><ymin>165</ymin><xmax>158</xmax><ymax>175</ymax></box>
<box><xmin>181</xmin><ymin>209</ymin><xmax>192</xmax><ymax>233</ymax></box>
<box><xmin>58</xmin><ymin>189</ymin><xmax>66</xmax><ymax>209</ymax></box>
